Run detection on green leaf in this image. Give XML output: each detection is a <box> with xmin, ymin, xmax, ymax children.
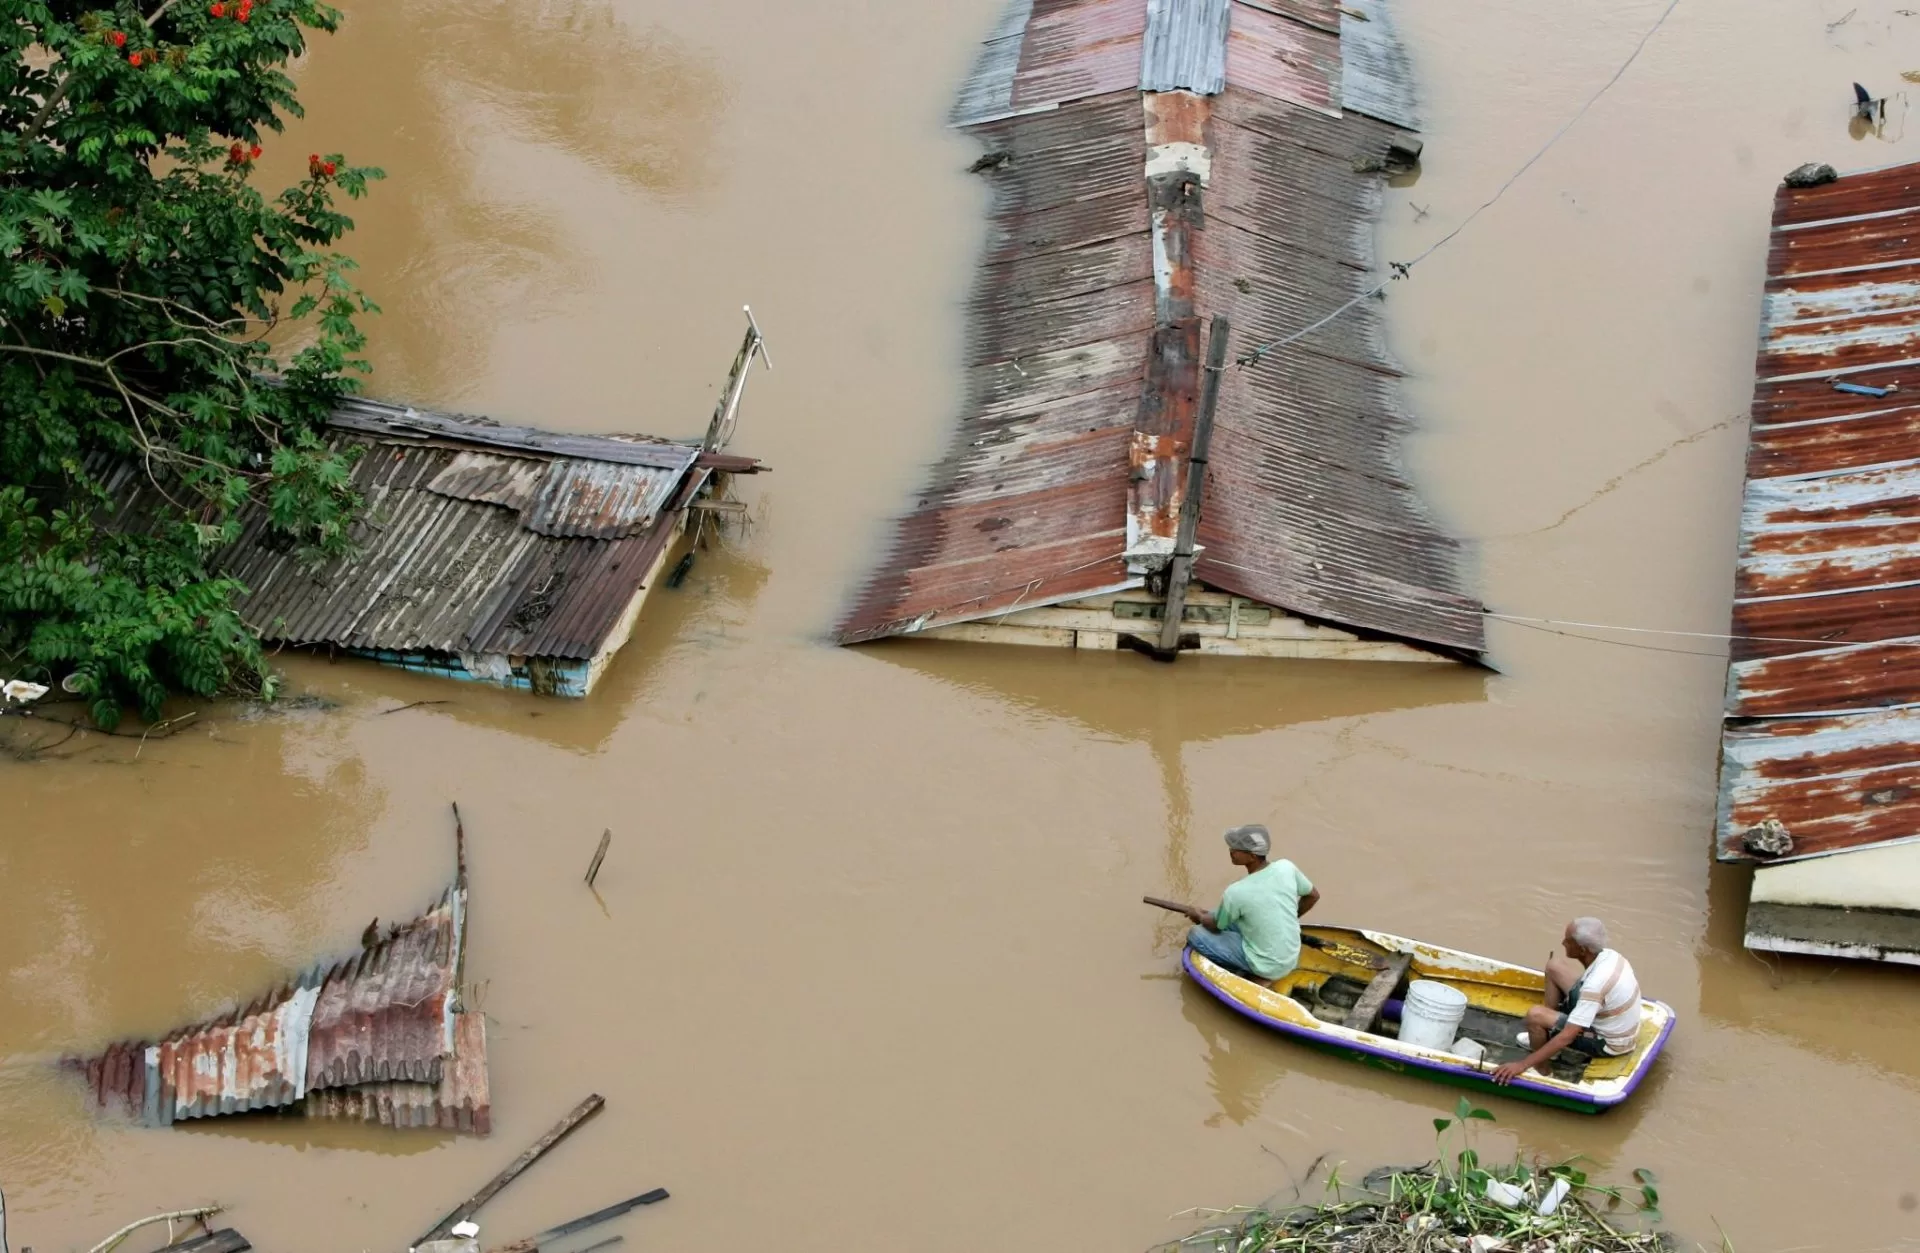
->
<box><xmin>1432</xmin><ymin>1118</ymin><xmax>1451</xmax><ymax>1134</ymax></box>
<box><xmin>1465</xmin><ymin>1107</ymin><xmax>1495</xmax><ymax>1121</ymax></box>
<box><xmin>1455</xmin><ymin>1096</ymin><xmax>1472</xmax><ymax>1120</ymax></box>
<box><xmin>1633</xmin><ymin>1168</ymin><xmax>1658</xmax><ymax>1185</ymax></box>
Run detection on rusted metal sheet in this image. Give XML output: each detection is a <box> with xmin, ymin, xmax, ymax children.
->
<box><xmin>427</xmin><ymin>451</ymin><xmax>550</xmax><ymax>511</ymax></box>
<box><xmin>306</xmin><ymin>1011</ymin><xmax>491</xmax><ymax>1134</ymax></box>
<box><xmin>1719</xmin><ymin>160</ymin><xmax>1920</xmax><ymax>865</ymax></box>
<box><xmin>840</xmin><ymin>0</ymin><xmax>1477</xmax><ymax>654</ymax></box>
<box><xmin>77</xmin><ymin>881</ymin><xmax>486</xmax><ymax>1132</ymax></box>
<box><xmin>1141</xmin><ymin>0</ymin><xmax>1231</xmax><ymax>94</ymax></box>
<box><xmin>1719</xmin><ymin>710</ymin><xmax>1920</xmax><ymax>861</ymax></box>
<box><xmin>1224</xmin><ymin>0</ymin><xmax>1340</xmax><ymax>117</ymax></box>
<box><xmin>1012</xmin><ymin>0</ymin><xmax>1149</xmax><ymax>111</ymax></box>
<box><xmin>524</xmin><ymin>459</ymin><xmax>682</xmax><ymax>539</ymax></box>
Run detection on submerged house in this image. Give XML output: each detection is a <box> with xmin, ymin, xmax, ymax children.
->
<box><xmin>836</xmin><ymin>0</ymin><xmax>1481</xmax><ymax>662</ymax></box>
<box><xmin>108</xmin><ymin>323</ymin><xmax>767</xmax><ymax>697</ymax></box>
<box><xmin>78</xmin><ymin>813</ymin><xmax>489</xmax><ymax>1132</ymax></box>
<box><xmin>1716</xmin><ymin>159</ymin><xmax>1920</xmax><ymax>966</ymax></box>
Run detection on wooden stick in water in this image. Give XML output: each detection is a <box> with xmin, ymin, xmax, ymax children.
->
<box><xmin>585</xmin><ymin>829</ymin><xmax>612</xmax><ymax>888</ymax></box>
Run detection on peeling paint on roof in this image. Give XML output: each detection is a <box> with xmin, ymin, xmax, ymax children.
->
<box><xmin>75</xmin><ymin>844</ymin><xmax>491</xmax><ymax>1134</ymax></box>
<box><xmin>839</xmin><ymin>0</ymin><xmax>1480</xmax><ymax>654</ymax></box>
<box><xmin>1719</xmin><ymin>160</ymin><xmax>1920</xmax><ymax>871</ymax></box>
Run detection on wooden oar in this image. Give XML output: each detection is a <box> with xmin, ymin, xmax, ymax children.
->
<box><xmin>1141</xmin><ymin>896</ymin><xmax>1387</xmax><ymax>971</ymax></box>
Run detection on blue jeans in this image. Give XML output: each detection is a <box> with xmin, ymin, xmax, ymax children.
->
<box><xmin>1188</xmin><ymin>926</ymin><xmax>1256</xmax><ymax>977</ymax></box>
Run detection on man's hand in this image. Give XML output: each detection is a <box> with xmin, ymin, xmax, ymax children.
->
<box><xmin>1196</xmin><ymin>909</ymin><xmax>1218</xmax><ymax>931</ymax></box>
<box><xmin>1491</xmin><ymin>1060</ymin><xmax>1529</xmax><ymax>1085</ymax></box>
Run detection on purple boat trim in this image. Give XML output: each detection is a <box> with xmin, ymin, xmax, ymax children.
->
<box><xmin>1180</xmin><ymin>948</ymin><xmax>1677</xmax><ymax>1109</ymax></box>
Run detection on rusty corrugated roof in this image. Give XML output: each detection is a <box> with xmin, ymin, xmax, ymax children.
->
<box><xmin>305</xmin><ymin>1011</ymin><xmax>492</xmax><ymax>1134</ymax></box>
<box><xmin>76</xmin><ymin>874</ymin><xmax>489</xmax><ymax>1133</ymax></box>
<box><xmin>1717</xmin><ymin>160</ymin><xmax>1920</xmax><ymax>864</ymax></box>
<box><xmin>838</xmin><ymin>0</ymin><xmax>1481</xmax><ymax>653</ymax></box>
<box><xmin>107</xmin><ymin>397</ymin><xmax>737</xmax><ymax>662</ymax></box>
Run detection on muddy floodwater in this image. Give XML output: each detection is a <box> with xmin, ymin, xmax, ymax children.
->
<box><xmin>9</xmin><ymin>0</ymin><xmax>1920</xmax><ymax>1249</ymax></box>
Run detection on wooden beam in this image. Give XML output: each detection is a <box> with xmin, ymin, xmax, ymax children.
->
<box><xmin>1342</xmin><ymin>953</ymin><xmax>1414</xmax><ymax>1034</ymax></box>
<box><xmin>1157</xmin><ymin>315</ymin><xmax>1229</xmax><ymax>658</ymax></box>
<box><xmin>416</xmin><ymin>1094</ymin><xmax>607</xmax><ymax>1244</ymax></box>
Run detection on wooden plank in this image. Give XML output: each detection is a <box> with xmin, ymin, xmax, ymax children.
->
<box><xmin>417</xmin><ymin>1094</ymin><xmax>607</xmax><ymax>1244</ymax></box>
<box><xmin>1342</xmin><ymin>953</ymin><xmax>1413</xmax><ymax>1033</ymax></box>
<box><xmin>170</xmin><ymin>1232</ymin><xmax>252</xmax><ymax>1253</ymax></box>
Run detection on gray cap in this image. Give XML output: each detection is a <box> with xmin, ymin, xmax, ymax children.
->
<box><xmin>1223</xmin><ymin>824</ymin><xmax>1270</xmax><ymax>856</ymax></box>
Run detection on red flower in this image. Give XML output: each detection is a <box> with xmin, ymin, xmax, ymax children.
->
<box><xmin>127</xmin><ymin>50</ymin><xmax>143</xmax><ymax>66</ymax></box>
<box><xmin>209</xmin><ymin>2</ymin><xmax>225</xmax><ymax>13</ymax></box>
<box><xmin>227</xmin><ymin>143</ymin><xmax>245</xmax><ymax>166</ymax></box>
<box><xmin>249</xmin><ymin>143</ymin><xmax>262</xmax><ymax>159</ymax></box>
<box><xmin>322</xmin><ymin>161</ymin><xmax>336</xmax><ymax>176</ymax></box>
<box><xmin>110</xmin><ymin>30</ymin><xmax>126</xmax><ymax>46</ymax></box>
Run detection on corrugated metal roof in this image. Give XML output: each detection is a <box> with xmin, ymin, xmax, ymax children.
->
<box><xmin>305</xmin><ymin>1011</ymin><xmax>492</xmax><ymax>1134</ymax></box>
<box><xmin>1141</xmin><ymin>0</ymin><xmax>1231</xmax><ymax>94</ymax></box>
<box><xmin>1336</xmin><ymin>0</ymin><xmax>1420</xmax><ymax>129</ymax></box>
<box><xmin>1011</xmin><ymin>0</ymin><xmax>1150</xmax><ymax>113</ymax></box>
<box><xmin>110</xmin><ymin>397</ymin><xmax>730</xmax><ymax>663</ymax></box>
<box><xmin>77</xmin><ymin>878</ymin><xmax>488</xmax><ymax>1132</ymax></box>
<box><xmin>524</xmin><ymin>459</ymin><xmax>682</xmax><ymax>539</ymax></box>
<box><xmin>953</xmin><ymin>0</ymin><xmax>1037</xmax><ymax>126</ymax></box>
<box><xmin>1718</xmin><ymin>160</ymin><xmax>1920</xmax><ymax>865</ymax></box>
<box><xmin>428</xmin><ymin>451</ymin><xmax>550</xmax><ymax>511</ymax></box>
<box><xmin>1225</xmin><ymin>0</ymin><xmax>1340</xmax><ymax>116</ymax></box>
<box><xmin>841</xmin><ymin>0</ymin><xmax>1479</xmax><ymax>652</ymax></box>
<box><xmin>329</xmin><ymin>398</ymin><xmax>700</xmax><ymax>472</ymax></box>
<box><xmin>1719</xmin><ymin>709</ymin><xmax>1920</xmax><ymax>861</ymax></box>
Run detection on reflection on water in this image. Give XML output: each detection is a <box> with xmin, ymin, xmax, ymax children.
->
<box><xmin>874</xmin><ymin>646</ymin><xmax>1488</xmax><ymax>953</ymax></box>
<box><xmin>280</xmin><ymin>0</ymin><xmax>725</xmax><ymax>398</ymax></box>
<box><xmin>267</xmin><ymin>537</ymin><xmax>772</xmax><ymax>755</ymax></box>
<box><xmin>1696</xmin><ymin>859</ymin><xmax>1920</xmax><ymax>1086</ymax></box>
<box><xmin>171</xmin><ymin>1113</ymin><xmax>453</xmax><ymax>1156</ymax></box>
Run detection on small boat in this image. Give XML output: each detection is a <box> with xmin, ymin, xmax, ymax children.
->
<box><xmin>1183</xmin><ymin>925</ymin><xmax>1675</xmax><ymax>1113</ymax></box>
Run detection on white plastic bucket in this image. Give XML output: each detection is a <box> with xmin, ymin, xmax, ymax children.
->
<box><xmin>1398</xmin><ymin>980</ymin><xmax>1468</xmax><ymax>1051</ymax></box>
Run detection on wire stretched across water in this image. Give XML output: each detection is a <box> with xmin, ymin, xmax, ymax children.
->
<box><xmin>1237</xmin><ymin>0</ymin><xmax>1686</xmax><ymax>368</ymax></box>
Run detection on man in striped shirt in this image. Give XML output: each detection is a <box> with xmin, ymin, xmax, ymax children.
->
<box><xmin>1492</xmin><ymin>917</ymin><xmax>1642</xmax><ymax>1085</ymax></box>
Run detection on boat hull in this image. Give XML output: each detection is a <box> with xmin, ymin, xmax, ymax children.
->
<box><xmin>1180</xmin><ymin>927</ymin><xmax>1675</xmax><ymax>1113</ymax></box>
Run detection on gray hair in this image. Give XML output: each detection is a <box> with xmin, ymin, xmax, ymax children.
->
<box><xmin>1223</xmin><ymin>824</ymin><xmax>1271</xmax><ymax>857</ymax></box>
<box><xmin>1569</xmin><ymin>917</ymin><xmax>1609</xmax><ymax>951</ymax></box>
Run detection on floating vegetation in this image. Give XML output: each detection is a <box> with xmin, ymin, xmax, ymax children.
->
<box><xmin>1159</xmin><ymin>1101</ymin><xmax>1702</xmax><ymax>1253</ymax></box>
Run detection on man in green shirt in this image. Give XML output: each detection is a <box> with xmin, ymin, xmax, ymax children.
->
<box><xmin>1186</xmin><ymin>824</ymin><xmax>1320</xmax><ymax>982</ymax></box>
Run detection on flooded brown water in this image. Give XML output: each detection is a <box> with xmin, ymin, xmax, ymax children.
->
<box><xmin>8</xmin><ymin>0</ymin><xmax>1920</xmax><ymax>1248</ymax></box>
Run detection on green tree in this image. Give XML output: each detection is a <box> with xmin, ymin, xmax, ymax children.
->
<box><xmin>0</xmin><ymin>0</ymin><xmax>379</xmax><ymax>726</ymax></box>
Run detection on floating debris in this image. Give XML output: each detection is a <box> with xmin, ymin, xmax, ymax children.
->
<box><xmin>74</xmin><ymin>806</ymin><xmax>490</xmax><ymax>1134</ymax></box>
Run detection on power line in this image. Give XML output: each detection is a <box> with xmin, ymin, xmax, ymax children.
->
<box><xmin>1238</xmin><ymin>0</ymin><xmax>1686</xmax><ymax>368</ymax></box>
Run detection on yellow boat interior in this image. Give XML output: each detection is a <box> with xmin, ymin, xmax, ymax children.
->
<box><xmin>1224</xmin><ymin>925</ymin><xmax>1656</xmax><ymax>1085</ymax></box>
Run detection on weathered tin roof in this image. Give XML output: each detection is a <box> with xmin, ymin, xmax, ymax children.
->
<box><xmin>76</xmin><ymin>872</ymin><xmax>490</xmax><ymax>1133</ymax></box>
<box><xmin>107</xmin><ymin>398</ymin><xmax>733</xmax><ymax>662</ymax></box>
<box><xmin>1142</xmin><ymin>0</ymin><xmax>1231</xmax><ymax>94</ymax></box>
<box><xmin>839</xmin><ymin>0</ymin><xmax>1481</xmax><ymax>653</ymax></box>
<box><xmin>305</xmin><ymin>1010</ymin><xmax>492</xmax><ymax>1133</ymax></box>
<box><xmin>1717</xmin><ymin>160</ymin><xmax>1920</xmax><ymax>865</ymax></box>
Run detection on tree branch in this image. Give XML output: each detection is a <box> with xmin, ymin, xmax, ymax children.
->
<box><xmin>23</xmin><ymin>71</ymin><xmax>76</xmax><ymax>144</ymax></box>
